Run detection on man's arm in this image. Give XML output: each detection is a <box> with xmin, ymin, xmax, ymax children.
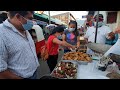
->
<box><xmin>0</xmin><ymin>70</ymin><xmax>23</xmax><ymax>79</ymax></box>
<box><xmin>113</xmin><ymin>25</ymin><xmax>120</xmax><ymax>34</ymax></box>
<box><xmin>0</xmin><ymin>37</ymin><xmax>23</xmax><ymax>79</ymax></box>
<box><xmin>106</xmin><ymin>27</ymin><xmax>115</xmax><ymax>40</ymax></box>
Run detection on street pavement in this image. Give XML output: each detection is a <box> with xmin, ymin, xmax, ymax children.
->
<box><xmin>37</xmin><ymin>49</ymin><xmax>64</xmax><ymax>79</ymax></box>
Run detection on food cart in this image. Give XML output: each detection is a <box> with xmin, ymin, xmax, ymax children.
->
<box><xmin>49</xmin><ymin>49</ymin><xmax>120</xmax><ymax>79</ymax></box>
<box><xmin>49</xmin><ymin>51</ymin><xmax>111</xmax><ymax>79</ymax></box>
<box><xmin>41</xmin><ymin>12</ymin><xmax>120</xmax><ymax>79</ymax></box>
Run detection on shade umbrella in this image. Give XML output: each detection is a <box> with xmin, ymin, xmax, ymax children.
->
<box><xmin>45</xmin><ymin>24</ymin><xmax>57</xmax><ymax>34</ymax></box>
<box><xmin>46</xmin><ymin>24</ymin><xmax>57</xmax><ymax>30</ymax></box>
<box><xmin>36</xmin><ymin>20</ymin><xmax>48</xmax><ymax>26</ymax></box>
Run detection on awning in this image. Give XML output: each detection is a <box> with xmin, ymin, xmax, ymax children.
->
<box><xmin>34</xmin><ymin>13</ymin><xmax>49</xmax><ymax>23</ymax></box>
<box><xmin>34</xmin><ymin>13</ymin><xmax>67</xmax><ymax>26</ymax></box>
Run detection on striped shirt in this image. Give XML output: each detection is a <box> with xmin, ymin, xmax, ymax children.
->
<box><xmin>0</xmin><ymin>19</ymin><xmax>40</xmax><ymax>78</ymax></box>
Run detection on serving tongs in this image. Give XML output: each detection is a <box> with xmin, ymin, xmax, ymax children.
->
<box><xmin>70</xmin><ymin>48</ymin><xmax>79</xmax><ymax>52</ymax></box>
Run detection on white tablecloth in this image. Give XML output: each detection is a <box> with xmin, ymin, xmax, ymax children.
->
<box><xmin>77</xmin><ymin>60</ymin><xmax>110</xmax><ymax>79</ymax></box>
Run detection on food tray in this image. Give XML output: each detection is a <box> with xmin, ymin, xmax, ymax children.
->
<box><xmin>63</xmin><ymin>59</ymin><xmax>89</xmax><ymax>65</ymax></box>
<box><xmin>76</xmin><ymin>60</ymin><xmax>90</xmax><ymax>65</ymax></box>
<box><xmin>50</xmin><ymin>60</ymin><xmax>78</xmax><ymax>79</ymax></box>
<box><xmin>60</xmin><ymin>60</ymin><xmax>78</xmax><ymax>65</ymax></box>
<box><xmin>62</xmin><ymin>55</ymin><xmax>92</xmax><ymax>65</ymax></box>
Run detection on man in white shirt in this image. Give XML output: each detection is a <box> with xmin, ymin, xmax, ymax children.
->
<box><xmin>32</xmin><ymin>25</ymin><xmax>45</xmax><ymax>42</ymax></box>
<box><xmin>29</xmin><ymin>25</ymin><xmax>46</xmax><ymax>59</ymax></box>
<box><xmin>84</xmin><ymin>14</ymin><xmax>115</xmax><ymax>55</ymax></box>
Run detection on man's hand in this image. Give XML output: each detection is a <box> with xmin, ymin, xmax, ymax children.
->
<box><xmin>84</xmin><ymin>38</ymin><xmax>92</xmax><ymax>44</ymax></box>
<box><xmin>113</xmin><ymin>26</ymin><xmax>120</xmax><ymax>34</ymax></box>
<box><xmin>108</xmin><ymin>32</ymin><xmax>115</xmax><ymax>40</ymax></box>
<box><xmin>0</xmin><ymin>70</ymin><xmax>23</xmax><ymax>79</ymax></box>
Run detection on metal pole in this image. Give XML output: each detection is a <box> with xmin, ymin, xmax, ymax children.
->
<box><xmin>94</xmin><ymin>11</ymin><xmax>99</xmax><ymax>43</ymax></box>
<box><xmin>48</xmin><ymin>11</ymin><xmax>51</xmax><ymax>25</ymax></box>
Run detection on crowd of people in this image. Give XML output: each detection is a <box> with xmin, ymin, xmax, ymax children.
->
<box><xmin>0</xmin><ymin>11</ymin><xmax>120</xmax><ymax>79</ymax></box>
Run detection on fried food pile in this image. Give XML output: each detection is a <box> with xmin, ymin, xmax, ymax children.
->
<box><xmin>51</xmin><ymin>61</ymin><xmax>77</xmax><ymax>79</ymax></box>
<box><xmin>63</xmin><ymin>52</ymin><xmax>92</xmax><ymax>62</ymax></box>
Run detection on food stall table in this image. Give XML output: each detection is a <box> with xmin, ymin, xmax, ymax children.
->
<box><xmin>77</xmin><ymin>60</ymin><xmax>109</xmax><ymax>79</ymax></box>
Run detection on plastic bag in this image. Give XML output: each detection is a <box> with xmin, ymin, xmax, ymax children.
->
<box><xmin>106</xmin><ymin>62</ymin><xmax>120</xmax><ymax>73</ymax></box>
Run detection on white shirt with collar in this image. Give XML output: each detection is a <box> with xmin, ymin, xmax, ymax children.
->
<box><xmin>84</xmin><ymin>25</ymin><xmax>112</xmax><ymax>55</ymax></box>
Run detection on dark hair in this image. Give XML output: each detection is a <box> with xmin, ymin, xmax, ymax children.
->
<box><xmin>51</xmin><ymin>26</ymin><xmax>64</xmax><ymax>35</ymax></box>
<box><xmin>58</xmin><ymin>25</ymin><xmax>66</xmax><ymax>29</ymax></box>
<box><xmin>8</xmin><ymin>11</ymin><xmax>34</xmax><ymax>18</ymax></box>
<box><xmin>69</xmin><ymin>20</ymin><xmax>79</xmax><ymax>36</ymax></box>
<box><xmin>94</xmin><ymin>14</ymin><xmax>104</xmax><ymax>19</ymax></box>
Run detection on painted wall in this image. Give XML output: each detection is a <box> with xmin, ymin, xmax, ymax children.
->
<box><xmin>107</xmin><ymin>11</ymin><xmax>120</xmax><ymax>31</ymax></box>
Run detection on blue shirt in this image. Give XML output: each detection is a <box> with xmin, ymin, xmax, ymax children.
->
<box><xmin>64</xmin><ymin>30</ymin><xmax>78</xmax><ymax>50</ymax></box>
<box><xmin>0</xmin><ymin>19</ymin><xmax>39</xmax><ymax>78</ymax></box>
<box><xmin>64</xmin><ymin>30</ymin><xmax>77</xmax><ymax>45</ymax></box>
<box><xmin>105</xmin><ymin>34</ymin><xmax>118</xmax><ymax>45</ymax></box>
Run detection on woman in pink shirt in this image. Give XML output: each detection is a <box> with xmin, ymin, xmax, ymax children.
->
<box><xmin>47</xmin><ymin>26</ymin><xmax>76</xmax><ymax>72</ymax></box>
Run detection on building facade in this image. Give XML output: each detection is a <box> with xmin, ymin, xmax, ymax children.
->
<box><xmin>51</xmin><ymin>12</ymin><xmax>76</xmax><ymax>25</ymax></box>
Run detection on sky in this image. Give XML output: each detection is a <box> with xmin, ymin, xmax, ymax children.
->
<box><xmin>43</xmin><ymin>11</ymin><xmax>88</xmax><ymax>20</ymax></box>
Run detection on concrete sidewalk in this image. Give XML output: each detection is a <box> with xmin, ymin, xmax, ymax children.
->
<box><xmin>37</xmin><ymin>49</ymin><xmax>64</xmax><ymax>79</ymax></box>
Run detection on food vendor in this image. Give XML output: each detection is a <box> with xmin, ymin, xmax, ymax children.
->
<box><xmin>84</xmin><ymin>14</ymin><xmax>115</xmax><ymax>55</ymax></box>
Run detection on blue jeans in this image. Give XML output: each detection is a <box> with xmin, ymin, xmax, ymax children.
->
<box><xmin>27</xmin><ymin>70</ymin><xmax>37</xmax><ymax>79</ymax></box>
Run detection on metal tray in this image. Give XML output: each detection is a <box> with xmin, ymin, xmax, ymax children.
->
<box><xmin>86</xmin><ymin>42</ymin><xmax>112</xmax><ymax>54</ymax></box>
<box><xmin>62</xmin><ymin>55</ymin><xmax>92</xmax><ymax>65</ymax></box>
<box><xmin>50</xmin><ymin>60</ymin><xmax>78</xmax><ymax>79</ymax></box>
<box><xmin>62</xmin><ymin>59</ymin><xmax>89</xmax><ymax>65</ymax></box>
<box><xmin>109</xmin><ymin>53</ymin><xmax>120</xmax><ymax>63</ymax></box>
<box><xmin>76</xmin><ymin>60</ymin><xmax>89</xmax><ymax>65</ymax></box>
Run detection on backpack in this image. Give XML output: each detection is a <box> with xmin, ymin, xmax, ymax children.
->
<box><xmin>40</xmin><ymin>43</ymin><xmax>49</xmax><ymax>61</ymax></box>
<box><xmin>40</xmin><ymin>42</ymin><xmax>55</xmax><ymax>61</ymax></box>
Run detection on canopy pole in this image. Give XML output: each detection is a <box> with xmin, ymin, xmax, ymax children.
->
<box><xmin>48</xmin><ymin>11</ymin><xmax>51</xmax><ymax>25</ymax></box>
<box><xmin>94</xmin><ymin>11</ymin><xmax>99</xmax><ymax>43</ymax></box>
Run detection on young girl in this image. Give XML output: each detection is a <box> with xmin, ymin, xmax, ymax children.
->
<box><xmin>62</xmin><ymin>20</ymin><xmax>80</xmax><ymax>53</ymax></box>
<box><xmin>47</xmin><ymin>26</ymin><xmax>76</xmax><ymax>72</ymax></box>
